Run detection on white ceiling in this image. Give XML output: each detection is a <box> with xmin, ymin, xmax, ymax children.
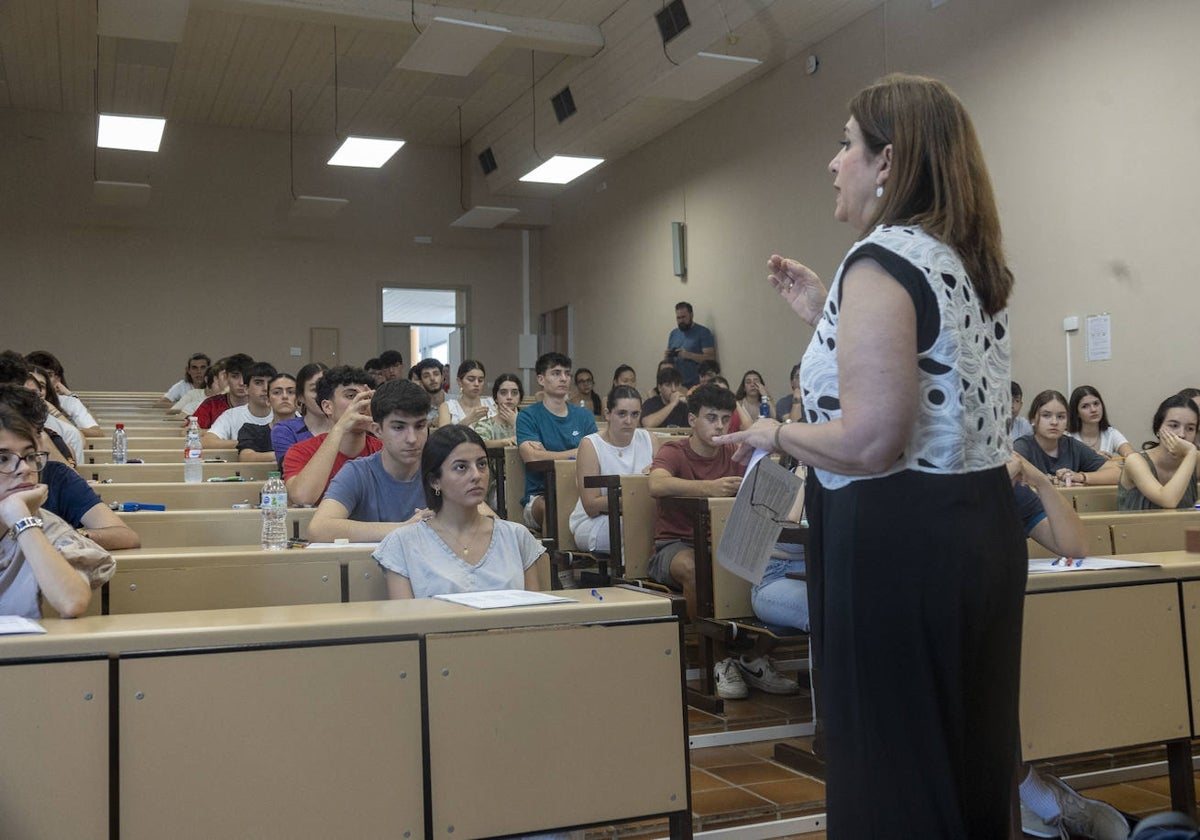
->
<box><xmin>0</xmin><ymin>0</ymin><xmax>881</xmax><ymax>202</ymax></box>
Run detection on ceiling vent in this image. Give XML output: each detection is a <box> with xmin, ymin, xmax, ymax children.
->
<box><xmin>478</xmin><ymin>147</ymin><xmax>498</xmax><ymax>175</ymax></box>
<box><xmin>655</xmin><ymin>0</ymin><xmax>691</xmax><ymax>45</ymax></box>
<box><xmin>551</xmin><ymin>87</ymin><xmax>576</xmax><ymax>123</ymax></box>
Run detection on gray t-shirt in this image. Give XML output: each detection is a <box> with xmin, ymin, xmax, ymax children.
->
<box><xmin>324</xmin><ymin>451</ymin><xmax>424</xmax><ymax>523</ymax></box>
<box><xmin>373</xmin><ymin>519</ymin><xmax>543</xmax><ymax>598</ymax></box>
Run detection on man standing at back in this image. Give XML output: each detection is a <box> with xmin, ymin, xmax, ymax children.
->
<box><xmin>665</xmin><ymin>301</ymin><xmax>716</xmax><ymax>387</ymax></box>
<box><xmin>282</xmin><ymin>366</ymin><xmax>379</xmax><ymax>505</ymax></box>
<box><xmin>517</xmin><ymin>352</ymin><xmax>598</xmax><ymax>532</ymax></box>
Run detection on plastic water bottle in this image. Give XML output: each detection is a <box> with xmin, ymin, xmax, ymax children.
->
<box><xmin>760</xmin><ymin>395</ymin><xmax>771</xmax><ymax>419</ymax></box>
<box><xmin>111</xmin><ymin>424</ymin><xmax>127</xmax><ymax>464</ymax></box>
<box><xmin>260</xmin><ymin>471</ymin><xmax>288</xmax><ymax>551</ymax></box>
<box><xmin>184</xmin><ymin>416</ymin><xmax>203</xmax><ymax>483</ymax></box>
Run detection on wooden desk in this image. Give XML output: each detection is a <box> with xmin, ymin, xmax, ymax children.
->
<box><xmin>118</xmin><ymin>507</ymin><xmax>316</xmax><ymax>548</ymax></box>
<box><xmin>80</xmin><ymin>462</ymin><xmax>273</xmax><ymax>482</ymax></box>
<box><xmin>0</xmin><ymin>589</ymin><xmax>690</xmax><ymax>840</ymax></box>
<box><xmin>86</xmin><ymin>435</ymin><xmax>186</xmax><ymax>450</ymax></box>
<box><xmin>85</xmin><ymin>448</ymin><xmax>239</xmax><ymax>464</ymax></box>
<box><xmin>94</xmin><ymin>480</ymin><xmax>267</xmax><ymax>510</ymax></box>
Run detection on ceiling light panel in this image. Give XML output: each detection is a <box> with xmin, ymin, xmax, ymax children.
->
<box><xmin>519</xmin><ymin>155</ymin><xmax>604</xmax><ymax>185</ymax></box>
<box><xmin>327</xmin><ymin>137</ymin><xmax>405</xmax><ymax>168</ymax></box>
<box><xmin>97</xmin><ymin>114</ymin><xmax>166</xmax><ymax>151</ymax></box>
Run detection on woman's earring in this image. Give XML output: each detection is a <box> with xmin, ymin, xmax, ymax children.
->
<box><xmin>875</xmin><ymin>185</ymin><xmax>884</xmax><ymax>198</ymax></box>
<box><xmin>434</xmin><ymin>487</ymin><xmax>441</xmax><ymax>496</ymax></box>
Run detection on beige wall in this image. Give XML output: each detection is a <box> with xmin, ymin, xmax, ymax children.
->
<box><xmin>539</xmin><ymin>0</ymin><xmax>1200</xmax><ymax>438</ymax></box>
<box><xmin>0</xmin><ymin>109</ymin><xmax>527</xmax><ymax>391</ymax></box>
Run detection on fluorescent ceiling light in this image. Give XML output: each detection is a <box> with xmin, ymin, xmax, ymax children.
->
<box><xmin>327</xmin><ymin>137</ymin><xmax>405</xmax><ymax>168</ymax></box>
<box><xmin>97</xmin><ymin>114</ymin><xmax>166</xmax><ymax>152</ymax></box>
<box><xmin>519</xmin><ymin>155</ymin><xmax>604</xmax><ymax>185</ymax></box>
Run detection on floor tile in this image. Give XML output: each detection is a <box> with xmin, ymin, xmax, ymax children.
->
<box><xmin>690</xmin><ymin>786</ymin><xmax>774</xmax><ymax>817</ymax></box>
<box><xmin>689</xmin><ymin>744</ymin><xmax>758</xmax><ymax>768</ymax></box>
<box><xmin>745</xmin><ymin>776</ymin><xmax>827</xmax><ymax>806</ymax></box>
<box><xmin>690</xmin><ymin>768</ymin><xmax>730</xmax><ymax>793</ymax></box>
<box><xmin>1076</xmin><ymin>781</ymin><xmax>1171</xmax><ymax>815</ymax></box>
<box><xmin>708</xmin><ymin>761</ymin><xmax>804</xmax><ymax>786</ymax></box>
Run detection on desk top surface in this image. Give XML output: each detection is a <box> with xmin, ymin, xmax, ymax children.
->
<box><xmin>1026</xmin><ymin>550</ymin><xmax>1200</xmax><ymax>592</ymax></box>
<box><xmin>0</xmin><ymin>587</ymin><xmax>674</xmax><ymax>659</ymax></box>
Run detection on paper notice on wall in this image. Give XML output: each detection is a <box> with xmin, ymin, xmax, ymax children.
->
<box><xmin>1086</xmin><ymin>314</ymin><xmax>1111</xmax><ymax>362</ymax></box>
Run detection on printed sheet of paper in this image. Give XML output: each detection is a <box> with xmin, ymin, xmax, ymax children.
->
<box><xmin>1086</xmin><ymin>313</ymin><xmax>1112</xmax><ymax>361</ymax></box>
<box><xmin>1027</xmin><ymin>556</ymin><xmax>1160</xmax><ymax>574</ymax></box>
<box><xmin>0</xmin><ymin>615</ymin><xmax>47</xmax><ymax>635</ymax></box>
<box><xmin>717</xmin><ymin>452</ymin><xmax>804</xmax><ymax>584</ymax></box>
<box><xmin>432</xmin><ymin>589</ymin><xmax>575</xmax><ymax>609</ymax></box>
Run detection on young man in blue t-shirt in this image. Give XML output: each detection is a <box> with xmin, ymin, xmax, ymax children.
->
<box><xmin>308</xmin><ymin>380</ymin><xmax>431</xmax><ymax>543</ymax></box>
<box><xmin>516</xmin><ymin>352</ymin><xmax>598</xmax><ymax>532</ymax></box>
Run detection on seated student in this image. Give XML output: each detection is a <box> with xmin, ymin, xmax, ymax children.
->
<box><xmin>0</xmin><ymin>404</ymin><xmax>115</xmax><ymax>618</ymax></box>
<box><xmin>647</xmin><ymin>384</ymin><xmax>747</xmax><ymax>694</ymax></box>
<box><xmin>517</xmin><ymin>352</ymin><xmax>599</xmax><ymax>532</ymax></box>
<box><xmin>774</xmin><ymin>364</ymin><xmax>804</xmax><ymax>424</ymax></box>
<box><xmin>438</xmin><ymin>360</ymin><xmax>495</xmax><ymax>428</ymax></box>
<box><xmin>640</xmin><ymin>367</ymin><xmax>689</xmax><ymax>428</ymax></box>
<box><xmin>733</xmin><ymin>370</ymin><xmax>771</xmax><ymax>430</ymax></box>
<box><xmin>157</xmin><ymin>353</ymin><xmax>210</xmax><ymax>408</ymax></box>
<box><xmin>203</xmin><ymin>362</ymin><xmax>277</xmax><ymax>449</ymax></box>
<box><xmin>1118</xmin><ymin>394</ymin><xmax>1199</xmax><ymax>511</ymax></box>
<box><xmin>21</xmin><ymin>363</ymin><xmax>84</xmax><ymax>465</ymax></box>
<box><xmin>611</xmin><ymin>364</ymin><xmax>639</xmax><ymax>397</ymax></box>
<box><xmin>569</xmin><ymin>386</ymin><xmax>660</xmax><ymax>553</ymax></box>
<box><xmin>1180</xmin><ymin>387</ymin><xmax>1200</xmax><ymax>419</ymax></box>
<box><xmin>191</xmin><ymin>353</ymin><xmax>254</xmax><ymax>429</ymax></box>
<box><xmin>1068</xmin><ymin>385</ymin><xmax>1134</xmax><ymax>459</ymax></box>
<box><xmin>1009</xmin><ymin>381</ymin><xmax>1033</xmax><ymax>442</ymax></box>
<box><xmin>411</xmin><ymin>358</ymin><xmax>446</xmax><ymax>426</ymax></box>
<box><xmin>364</xmin><ymin>358</ymin><xmax>385</xmax><ymax>387</ymax></box>
<box><xmin>282</xmin><ymin>365</ymin><xmax>379</xmax><ymax>505</ymax></box>
<box><xmin>569</xmin><ymin>368</ymin><xmax>602</xmax><ymax>416</ymax></box>
<box><xmin>309</xmin><ymin>381</ymin><xmax>431</xmax><ymax>542</ymax></box>
<box><xmin>375</xmin><ymin>426</ymin><xmax>544</xmax><ymax>599</ymax></box>
<box><xmin>25</xmin><ymin>351</ymin><xmax>103</xmax><ymax>439</ymax></box>
<box><xmin>0</xmin><ymin>386</ymin><xmax>140</xmax><ymax>550</ymax></box>
<box><xmin>170</xmin><ymin>359</ymin><xmax>224</xmax><ymax>417</ymax></box>
<box><xmin>474</xmin><ymin>374</ymin><xmax>522</xmax><ymax>448</ymax></box>
<box><xmin>378</xmin><ymin>349</ymin><xmax>405</xmax><ymax>382</ymax></box>
<box><xmin>272</xmin><ymin>363</ymin><xmax>331</xmax><ymax>469</ymax></box>
<box><xmin>238</xmin><ymin>373</ymin><xmax>297</xmax><ymax>462</ymax></box>
<box><xmin>1014</xmin><ymin>390</ymin><xmax>1121</xmax><ymax>486</ymax></box>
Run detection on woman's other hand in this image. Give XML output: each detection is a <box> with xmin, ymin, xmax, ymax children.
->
<box><xmin>715</xmin><ymin>418</ymin><xmax>781</xmax><ymax>464</ymax></box>
<box><xmin>769</xmin><ymin>254</ymin><xmax>828</xmax><ymax>327</ymax></box>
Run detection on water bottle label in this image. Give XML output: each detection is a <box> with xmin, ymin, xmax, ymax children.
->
<box><xmin>185</xmin><ymin>448</ymin><xmax>202</xmax><ymax>459</ymax></box>
<box><xmin>261</xmin><ymin>492</ymin><xmax>288</xmax><ymax>510</ymax></box>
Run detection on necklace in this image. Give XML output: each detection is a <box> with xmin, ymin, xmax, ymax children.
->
<box><xmin>432</xmin><ymin>516</ymin><xmax>485</xmax><ymax>558</ymax></box>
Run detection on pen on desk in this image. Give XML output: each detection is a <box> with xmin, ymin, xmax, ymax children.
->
<box><xmin>1051</xmin><ymin>557</ymin><xmax>1063</xmax><ymax>566</ymax></box>
<box><xmin>590</xmin><ymin>588</ymin><xmax>603</xmax><ymax>601</ymax></box>
<box><xmin>1073</xmin><ymin>558</ymin><xmax>1084</xmax><ymax>567</ymax></box>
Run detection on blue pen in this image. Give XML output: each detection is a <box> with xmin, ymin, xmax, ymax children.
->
<box><xmin>589</xmin><ymin>588</ymin><xmax>603</xmax><ymax>601</ymax></box>
<box><xmin>1073</xmin><ymin>558</ymin><xmax>1084</xmax><ymax>567</ymax></box>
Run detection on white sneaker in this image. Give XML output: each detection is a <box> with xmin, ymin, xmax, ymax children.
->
<box><xmin>1020</xmin><ymin>802</ymin><xmax>1067</xmax><ymax>839</ymax></box>
<box><xmin>736</xmin><ymin>654</ymin><xmax>800</xmax><ymax>695</ymax></box>
<box><xmin>713</xmin><ymin>657</ymin><xmax>748</xmax><ymax>700</ymax></box>
<box><xmin>1042</xmin><ymin>774</ymin><xmax>1129</xmax><ymax>840</ymax></box>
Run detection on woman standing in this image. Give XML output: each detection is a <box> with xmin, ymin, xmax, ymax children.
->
<box><xmin>374</xmin><ymin>426</ymin><xmax>545</xmax><ymax>598</ymax></box>
<box><xmin>1014</xmin><ymin>390</ymin><xmax>1121</xmax><ymax>486</ymax></box>
<box><xmin>568</xmin><ymin>386</ymin><xmax>659</xmax><ymax>552</ymax></box>
<box><xmin>1118</xmin><ymin>394</ymin><xmax>1199</xmax><ymax>510</ymax></box>
<box><xmin>1068</xmin><ymin>385</ymin><xmax>1133</xmax><ymax>459</ymax></box>
<box><xmin>718</xmin><ymin>74</ymin><xmax>1024</xmax><ymax>836</ymax></box>
<box><xmin>438</xmin><ymin>360</ymin><xmax>496</xmax><ymax>428</ymax></box>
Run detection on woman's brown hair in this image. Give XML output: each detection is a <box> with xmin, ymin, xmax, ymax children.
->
<box><xmin>850</xmin><ymin>73</ymin><xmax>1013</xmax><ymax>315</ymax></box>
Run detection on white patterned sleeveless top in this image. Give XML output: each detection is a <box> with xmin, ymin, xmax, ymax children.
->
<box><xmin>799</xmin><ymin>225</ymin><xmax>1011</xmax><ymax>490</ymax></box>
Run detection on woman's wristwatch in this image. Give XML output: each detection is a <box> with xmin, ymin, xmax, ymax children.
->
<box><xmin>9</xmin><ymin>516</ymin><xmax>45</xmax><ymax>539</ymax></box>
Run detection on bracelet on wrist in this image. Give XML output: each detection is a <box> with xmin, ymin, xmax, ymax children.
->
<box><xmin>774</xmin><ymin>422</ymin><xmax>785</xmax><ymax>452</ymax></box>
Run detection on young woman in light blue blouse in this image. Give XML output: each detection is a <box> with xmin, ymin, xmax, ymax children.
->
<box><xmin>374</xmin><ymin>425</ymin><xmax>545</xmax><ymax>599</ymax></box>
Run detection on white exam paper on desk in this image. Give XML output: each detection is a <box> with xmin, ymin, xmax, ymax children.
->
<box><xmin>1028</xmin><ymin>556</ymin><xmax>1161</xmax><ymax>574</ymax></box>
<box><xmin>433</xmin><ymin>590</ymin><xmax>574</xmax><ymax>609</ymax></box>
<box><xmin>0</xmin><ymin>615</ymin><xmax>47</xmax><ymax>635</ymax></box>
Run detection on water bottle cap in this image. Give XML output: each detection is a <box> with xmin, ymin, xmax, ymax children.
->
<box><xmin>268</xmin><ymin>471</ymin><xmax>282</xmax><ymax>479</ymax></box>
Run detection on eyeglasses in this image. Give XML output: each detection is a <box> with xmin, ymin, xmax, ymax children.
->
<box><xmin>576</xmin><ymin>378</ymin><xmax>594</xmax><ymax>385</ymax></box>
<box><xmin>0</xmin><ymin>451</ymin><xmax>50</xmax><ymax>475</ymax></box>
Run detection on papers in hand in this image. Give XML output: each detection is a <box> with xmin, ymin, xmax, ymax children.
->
<box><xmin>432</xmin><ymin>589</ymin><xmax>574</xmax><ymax>609</ymax></box>
<box><xmin>717</xmin><ymin>451</ymin><xmax>805</xmax><ymax>584</ymax></box>
<box><xmin>0</xmin><ymin>616</ymin><xmax>47</xmax><ymax>635</ymax></box>
<box><xmin>1028</xmin><ymin>556</ymin><xmax>1161</xmax><ymax>574</ymax></box>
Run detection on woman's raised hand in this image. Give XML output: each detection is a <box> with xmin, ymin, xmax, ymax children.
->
<box><xmin>768</xmin><ymin>254</ymin><xmax>828</xmax><ymax>327</ymax></box>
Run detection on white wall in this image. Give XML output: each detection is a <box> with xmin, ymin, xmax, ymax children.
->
<box><xmin>538</xmin><ymin>0</ymin><xmax>1200</xmax><ymax>438</ymax></box>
